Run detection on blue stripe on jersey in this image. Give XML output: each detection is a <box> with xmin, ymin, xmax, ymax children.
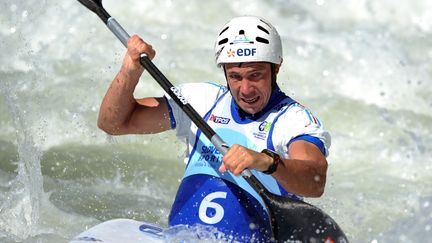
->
<box><xmin>204</xmin><ymin>82</ymin><xmax>227</xmax><ymax>91</ymax></box>
<box><xmin>289</xmin><ymin>134</ymin><xmax>326</xmax><ymax>156</ymax></box>
<box><xmin>164</xmin><ymin>96</ymin><xmax>177</xmax><ymax>129</ymax></box>
<box><xmin>266</xmin><ymin>99</ymin><xmax>296</xmax><ymax>150</ymax></box>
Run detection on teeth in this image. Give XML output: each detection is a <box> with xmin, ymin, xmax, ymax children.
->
<box><xmin>243</xmin><ymin>97</ymin><xmax>259</xmax><ymax>103</ymax></box>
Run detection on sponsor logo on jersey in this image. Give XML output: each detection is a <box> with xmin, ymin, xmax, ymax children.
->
<box><xmin>258</xmin><ymin>121</ymin><xmax>272</xmax><ymax>132</ymax></box>
<box><xmin>197</xmin><ymin>145</ymin><xmax>222</xmax><ymax>165</ymax></box>
<box><xmin>254</xmin><ymin>121</ymin><xmax>272</xmax><ymax>140</ymax></box>
<box><xmin>209</xmin><ymin>114</ymin><xmax>231</xmax><ymax>124</ymax></box>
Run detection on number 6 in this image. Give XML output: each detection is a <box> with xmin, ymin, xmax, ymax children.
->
<box><xmin>198</xmin><ymin>191</ymin><xmax>227</xmax><ymax>224</ymax></box>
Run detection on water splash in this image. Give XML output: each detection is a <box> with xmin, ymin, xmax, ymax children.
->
<box><xmin>0</xmin><ymin>80</ymin><xmax>44</xmax><ymax>240</ymax></box>
<box><xmin>0</xmin><ymin>0</ymin><xmax>431</xmax><ymax>242</ymax></box>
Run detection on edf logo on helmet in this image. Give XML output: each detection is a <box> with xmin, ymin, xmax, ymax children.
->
<box><xmin>227</xmin><ymin>48</ymin><xmax>257</xmax><ymax>58</ymax></box>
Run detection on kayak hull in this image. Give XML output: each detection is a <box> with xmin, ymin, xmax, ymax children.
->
<box><xmin>70</xmin><ymin>218</ymin><xmax>164</xmax><ymax>243</ymax></box>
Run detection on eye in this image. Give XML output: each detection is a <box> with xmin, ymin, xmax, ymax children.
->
<box><xmin>249</xmin><ymin>71</ymin><xmax>263</xmax><ymax>80</ymax></box>
<box><xmin>228</xmin><ymin>73</ymin><xmax>242</xmax><ymax>81</ymax></box>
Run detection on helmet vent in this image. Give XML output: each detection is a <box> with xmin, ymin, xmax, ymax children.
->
<box><xmin>219</xmin><ymin>26</ymin><xmax>229</xmax><ymax>36</ymax></box>
<box><xmin>257</xmin><ymin>25</ymin><xmax>270</xmax><ymax>34</ymax></box>
<box><xmin>218</xmin><ymin>38</ymin><xmax>229</xmax><ymax>45</ymax></box>
<box><xmin>256</xmin><ymin>37</ymin><xmax>269</xmax><ymax>44</ymax></box>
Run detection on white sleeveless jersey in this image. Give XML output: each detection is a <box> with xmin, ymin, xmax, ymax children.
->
<box><xmin>165</xmin><ymin>82</ymin><xmax>331</xmax><ymax>205</ymax></box>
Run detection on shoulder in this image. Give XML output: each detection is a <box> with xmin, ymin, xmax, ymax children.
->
<box><xmin>272</xmin><ymin>101</ymin><xmax>331</xmax><ymax>155</ymax></box>
<box><xmin>281</xmin><ymin>102</ymin><xmax>322</xmax><ymax>127</ymax></box>
<box><xmin>165</xmin><ymin>82</ymin><xmax>228</xmax><ymax>116</ymax></box>
<box><xmin>178</xmin><ymin>82</ymin><xmax>227</xmax><ymax>104</ymax></box>
<box><xmin>166</xmin><ymin>82</ymin><xmax>227</xmax><ymax>100</ymax></box>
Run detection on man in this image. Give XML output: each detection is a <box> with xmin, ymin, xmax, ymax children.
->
<box><xmin>98</xmin><ymin>16</ymin><xmax>330</xmax><ymax>242</ymax></box>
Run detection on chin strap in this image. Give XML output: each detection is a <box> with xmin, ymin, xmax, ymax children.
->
<box><xmin>270</xmin><ymin>63</ymin><xmax>277</xmax><ymax>89</ymax></box>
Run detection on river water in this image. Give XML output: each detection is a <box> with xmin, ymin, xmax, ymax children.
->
<box><xmin>1</xmin><ymin>0</ymin><xmax>431</xmax><ymax>242</ymax></box>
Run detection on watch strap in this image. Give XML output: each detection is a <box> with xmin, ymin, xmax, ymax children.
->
<box><xmin>261</xmin><ymin>149</ymin><xmax>281</xmax><ymax>174</ymax></box>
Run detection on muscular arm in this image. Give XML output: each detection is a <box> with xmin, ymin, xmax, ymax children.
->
<box><xmin>272</xmin><ymin>140</ymin><xmax>328</xmax><ymax>197</ymax></box>
<box><xmin>220</xmin><ymin>140</ymin><xmax>327</xmax><ymax>198</ymax></box>
<box><xmin>97</xmin><ymin>35</ymin><xmax>171</xmax><ymax>135</ymax></box>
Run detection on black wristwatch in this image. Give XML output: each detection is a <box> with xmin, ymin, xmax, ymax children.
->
<box><xmin>261</xmin><ymin>149</ymin><xmax>282</xmax><ymax>174</ymax></box>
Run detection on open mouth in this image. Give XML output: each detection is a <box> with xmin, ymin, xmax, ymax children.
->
<box><xmin>241</xmin><ymin>96</ymin><xmax>260</xmax><ymax>104</ymax></box>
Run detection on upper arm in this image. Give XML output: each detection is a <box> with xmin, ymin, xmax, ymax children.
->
<box><xmin>124</xmin><ymin>97</ymin><xmax>172</xmax><ymax>134</ymax></box>
<box><xmin>288</xmin><ymin>139</ymin><xmax>327</xmax><ymax>168</ymax></box>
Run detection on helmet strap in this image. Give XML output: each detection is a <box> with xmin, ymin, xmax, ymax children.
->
<box><xmin>223</xmin><ymin>65</ymin><xmax>230</xmax><ymax>91</ymax></box>
<box><xmin>270</xmin><ymin>63</ymin><xmax>277</xmax><ymax>90</ymax></box>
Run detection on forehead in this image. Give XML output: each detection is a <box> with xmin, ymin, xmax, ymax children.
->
<box><xmin>224</xmin><ymin>62</ymin><xmax>270</xmax><ymax>72</ymax></box>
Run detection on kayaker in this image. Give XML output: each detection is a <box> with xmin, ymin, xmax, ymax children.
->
<box><xmin>97</xmin><ymin>16</ymin><xmax>331</xmax><ymax>242</ymax></box>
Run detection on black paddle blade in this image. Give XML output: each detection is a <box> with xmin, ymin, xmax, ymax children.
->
<box><xmin>262</xmin><ymin>193</ymin><xmax>348</xmax><ymax>243</ymax></box>
<box><xmin>76</xmin><ymin>0</ymin><xmax>110</xmax><ymax>23</ymax></box>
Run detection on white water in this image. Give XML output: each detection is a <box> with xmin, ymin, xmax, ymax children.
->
<box><xmin>1</xmin><ymin>0</ymin><xmax>431</xmax><ymax>242</ymax></box>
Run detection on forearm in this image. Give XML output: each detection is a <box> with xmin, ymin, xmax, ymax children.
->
<box><xmin>97</xmin><ymin>65</ymin><xmax>142</xmax><ymax>134</ymax></box>
<box><xmin>221</xmin><ymin>143</ymin><xmax>328</xmax><ymax>197</ymax></box>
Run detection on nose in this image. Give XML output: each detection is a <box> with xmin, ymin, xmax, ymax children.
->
<box><xmin>239</xmin><ymin>80</ymin><xmax>253</xmax><ymax>94</ymax></box>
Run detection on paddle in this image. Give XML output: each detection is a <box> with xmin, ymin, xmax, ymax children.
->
<box><xmin>76</xmin><ymin>0</ymin><xmax>348</xmax><ymax>242</ymax></box>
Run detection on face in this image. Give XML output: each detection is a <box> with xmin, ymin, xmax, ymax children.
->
<box><xmin>225</xmin><ymin>62</ymin><xmax>279</xmax><ymax>115</ymax></box>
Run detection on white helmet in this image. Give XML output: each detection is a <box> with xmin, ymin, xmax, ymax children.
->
<box><xmin>214</xmin><ymin>16</ymin><xmax>283</xmax><ymax>67</ymax></box>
